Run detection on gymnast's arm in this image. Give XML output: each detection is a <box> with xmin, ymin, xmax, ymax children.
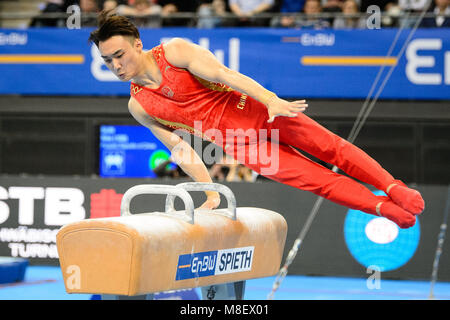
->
<box><xmin>163</xmin><ymin>37</ymin><xmax>308</xmax><ymax>122</ymax></box>
<box><xmin>128</xmin><ymin>97</ymin><xmax>220</xmax><ymax>209</ymax></box>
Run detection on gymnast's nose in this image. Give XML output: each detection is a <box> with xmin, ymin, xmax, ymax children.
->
<box><xmin>112</xmin><ymin>58</ymin><xmax>122</xmax><ymax>73</ymax></box>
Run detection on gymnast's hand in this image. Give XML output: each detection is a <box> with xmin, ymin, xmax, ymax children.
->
<box><xmin>199</xmin><ymin>191</ymin><xmax>221</xmax><ymax>210</ymax></box>
<box><xmin>267</xmin><ymin>97</ymin><xmax>308</xmax><ymax>123</ymax></box>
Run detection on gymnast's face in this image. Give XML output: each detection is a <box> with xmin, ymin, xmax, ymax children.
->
<box><xmin>99</xmin><ymin>35</ymin><xmax>143</xmax><ymax>82</ymax></box>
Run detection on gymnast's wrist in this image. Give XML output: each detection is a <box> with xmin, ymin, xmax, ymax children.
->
<box><xmin>260</xmin><ymin>90</ymin><xmax>277</xmax><ymax>107</ymax></box>
<box><xmin>205</xmin><ymin>190</ymin><xmax>220</xmax><ymax>199</ymax></box>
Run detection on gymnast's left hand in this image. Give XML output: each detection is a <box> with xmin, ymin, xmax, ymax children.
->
<box><xmin>267</xmin><ymin>98</ymin><xmax>308</xmax><ymax>123</ymax></box>
<box><xmin>199</xmin><ymin>191</ymin><xmax>221</xmax><ymax>210</ymax></box>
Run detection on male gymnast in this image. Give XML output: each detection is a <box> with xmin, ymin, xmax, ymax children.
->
<box><xmin>89</xmin><ymin>11</ymin><xmax>424</xmax><ymax>228</ymax></box>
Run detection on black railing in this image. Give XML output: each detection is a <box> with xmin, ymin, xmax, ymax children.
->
<box><xmin>0</xmin><ymin>11</ymin><xmax>449</xmax><ymax>28</ymax></box>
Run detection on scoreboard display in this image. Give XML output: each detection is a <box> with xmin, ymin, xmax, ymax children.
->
<box><xmin>99</xmin><ymin>125</ymin><xmax>174</xmax><ymax>178</ymax></box>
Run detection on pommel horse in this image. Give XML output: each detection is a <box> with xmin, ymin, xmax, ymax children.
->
<box><xmin>56</xmin><ymin>183</ymin><xmax>287</xmax><ymax>300</ymax></box>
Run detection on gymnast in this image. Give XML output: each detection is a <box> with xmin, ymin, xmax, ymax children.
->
<box><xmin>89</xmin><ymin>11</ymin><xmax>424</xmax><ymax>228</ymax></box>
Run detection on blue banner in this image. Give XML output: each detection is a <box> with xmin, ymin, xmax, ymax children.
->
<box><xmin>0</xmin><ymin>27</ymin><xmax>449</xmax><ymax>99</ymax></box>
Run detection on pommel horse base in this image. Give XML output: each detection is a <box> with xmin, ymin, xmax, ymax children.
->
<box><xmin>56</xmin><ymin>183</ymin><xmax>287</xmax><ymax>300</ymax></box>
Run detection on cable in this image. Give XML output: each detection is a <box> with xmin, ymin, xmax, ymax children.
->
<box><xmin>267</xmin><ymin>1</ymin><xmax>433</xmax><ymax>300</ymax></box>
<box><xmin>429</xmin><ymin>186</ymin><xmax>450</xmax><ymax>299</ymax></box>
<box><xmin>347</xmin><ymin>13</ymin><xmax>406</xmax><ymax>143</ymax></box>
<box><xmin>349</xmin><ymin>3</ymin><xmax>432</xmax><ymax>143</ymax></box>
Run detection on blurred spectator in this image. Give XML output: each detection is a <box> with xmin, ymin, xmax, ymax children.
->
<box><xmin>102</xmin><ymin>0</ymin><xmax>119</xmax><ymax>11</ymax></box>
<box><xmin>321</xmin><ymin>0</ymin><xmax>343</xmax><ymax>25</ymax></box>
<box><xmin>398</xmin><ymin>0</ymin><xmax>428</xmax><ymax>11</ymax></box>
<box><xmin>116</xmin><ymin>0</ymin><xmax>162</xmax><ymax>27</ymax></box>
<box><xmin>197</xmin><ymin>0</ymin><xmax>227</xmax><ymax>28</ymax></box>
<box><xmin>225</xmin><ymin>163</ymin><xmax>256</xmax><ymax>182</ymax></box>
<box><xmin>30</xmin><ymin>0</ymin><xmax>65</xmax><ymax>27</ymax></box>
<box><xmin>321</xmin><ymin>0</ymin><xmax>343</xmax><ymax>9</ymax></box>
<box><xmin>153</xmin><ymin>157</ymin><xmax>186</xmax><ymax>178</ymax></box>
<box><xmin>30</xmin><ymin>0</ymin><xmax>104</xmax><ymax>28</ymax></box>
<box><xmin>209</xmin><ymin>163</ymin><xmax>227</xmax><ymax>181</ymax></box>
<box><xmin>80</xmin><ymin>0</ymin><xmax>100</xmax><ymax>13</ymax></box>
<box><xmin>359</xmin><ymin>0</ymin><xmax>392</xmax><ymax>12</ymax></box>
<box><xmin>228</xmin><ymin>0</ymin><xmax>275</xmax><ymax>26</ymax></box>
<box><xmin>272</xmin><ymin>0</ymin><xmax>330</xmax><ymax>28</ymax></box>
<box><xmin>270</xmin><ymin>0</ymin><xmax>306</xmax><ymax>27</ymax></box>
<box><xmin>63</xmin><ymin>0</ymin><xmax>79</xmax><ymax>11</ymax></box>
<box><xmin>296</xmin><ymin>0</ymin><xmax>330</xmax><ymax>29</ymax></box>
<box><xmin>209</xmin><ymin>154</ymin><xmax>257</xmax><ymax>182</ymax></box>
<box><xmin>281</xmin><ymin>0</ymin><xmax>306</xmax><ymax>12</ymax></box>
<box><xmin>158</xmin><ymin>0</ymin><xmax>200</xmax><ymax>26</ymax></box>
<box><xmin>396</xmin><ymin>0</ymin><xmax>427</xmax><ymax>27</ymax></box>
<box><xmin>333</xmin><ymin>0</ymin><xmax>366</xmax><ymax>28</ymax></box>
<box><xmin>420</xmin><ymin>0</ymin><xmax>450</xmax><ymax>27</ymax></box>
<box><xmin>79</xmin><ymin>0</ymin><xmax>100</xmax><ymax>26</ymax></box>
<box><xmin>360</xmin><ymin>0</ymin><xmax>400</xmax><ymax>27</ymax></box>
<box><xmin>382</xmin><ymin>2</ymin><xmax>402</xmax><ymax>27</ymax></box>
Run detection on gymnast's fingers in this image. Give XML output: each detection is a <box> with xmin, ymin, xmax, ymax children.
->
<box><xmin>291</xmin><ymin>101</ymin><xmax>308</xmax><ymax>108</ymax></box>
<box><xmin>290</xmin><ymin>106</ymin><xmax>307</xmax><ymax>113</ymax></box>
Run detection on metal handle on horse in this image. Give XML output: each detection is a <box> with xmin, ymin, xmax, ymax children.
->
<box><xmin>165</xmin><ymin>182</ymin><xmax>237</xmax><ymax>221</ymax></box>
<box><xmin>120</xmin><ymin>184</ymin><xmax>195</xmax><ymax>224</ymax></box>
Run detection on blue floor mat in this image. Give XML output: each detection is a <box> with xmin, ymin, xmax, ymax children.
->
<box><xmin>0</xmin><ymin>266</ymin><xmax>449</xmax><ymax>300</ymax></box>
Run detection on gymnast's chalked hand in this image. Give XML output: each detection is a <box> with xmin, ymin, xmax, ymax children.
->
<box><xmin>267</xmin><ymin>98</ymin><xmax>308</xmax><ymax>123</ymax></box>
<box><xmin>198</xmin><ymin>193</ymin><xmax>221</xmax><ymax>210</ymax></box>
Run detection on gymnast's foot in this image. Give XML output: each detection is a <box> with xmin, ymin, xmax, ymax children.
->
<box><xmin>376</xmin><ymin>197</ymin><xmax>416</xmax><ymax>229</ymax></box>
<box><xmin>386</xmin><ymin>180</ymin><xmax>425</xmax><ymax>215</ymax></box>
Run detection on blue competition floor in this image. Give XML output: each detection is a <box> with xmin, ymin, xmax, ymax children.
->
<box><xmin>0</xmin><ymin>266</ymin><xmax>449</xmax><ymax>300</ymax></box>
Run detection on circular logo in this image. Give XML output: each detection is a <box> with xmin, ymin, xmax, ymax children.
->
<box><xmin>364</xmin><ymin>217</ymin><xmax>399</xmax><ymax>244</ymax></box>
<box><xmin>344</xmin><ymin>190</ymin><xmax>421</xmax><ymax>272</ymax></box>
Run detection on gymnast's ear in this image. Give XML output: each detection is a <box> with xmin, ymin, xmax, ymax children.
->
<box><xmin>133</xmin><ymin>38</ymin><xmax>143</xmax><ymax>52</ymax></box>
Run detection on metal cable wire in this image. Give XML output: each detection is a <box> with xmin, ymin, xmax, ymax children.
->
<box><xmin>429</xmin><ymin>186</ymin><xmax>450</xmax><ymax>299</ymax></box>
<box><xmin>267</xmin><ymin>0</ymin><xmax>433</xmax><ymax>300</ymax></box>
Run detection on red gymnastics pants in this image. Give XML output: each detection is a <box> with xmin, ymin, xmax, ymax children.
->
<box><xmin>218</xmin><ymin>111</ymin><xmax>395</xmax><ymax>216</ymax></box>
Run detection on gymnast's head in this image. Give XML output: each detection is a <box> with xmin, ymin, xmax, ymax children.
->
<box><xmin>89</xmin><ymin>10</ymin><xmax>143</xmax><ymax>82</ymax></box>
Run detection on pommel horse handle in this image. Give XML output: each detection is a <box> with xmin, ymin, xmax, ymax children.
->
<box><xmin>120</xmin><ymin>184</ymin><xmax>196</xmax><ymax>224</ymax></box>
<box><xmin>165</xmin><ymin>182</ymin><xmax>237</xmax><ymax>221</ymax></box>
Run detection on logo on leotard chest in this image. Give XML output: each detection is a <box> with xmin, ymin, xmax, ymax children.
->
<box><xmin>237</xmin><ymin>94</ymin><xmax>247</xmax><ymax>110</ymax></box>
<box><xmin>162</xmin><ymin>85</ymin><xmax>174</xmax><ymax>98</ymax></box>
<box><xmin>131</xmin><ymin>84</ymin><xmax>142</xmax><ymax>96</ymax></box>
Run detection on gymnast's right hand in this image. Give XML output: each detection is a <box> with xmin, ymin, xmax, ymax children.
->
<box><xmin>199</xmin><ymin>191</ymin><xmax>221</xmax><ymax>210</ymax></box>
<box><xmin>267</xmin><ymin>97</ymin><xmax>308</xmax><ymax>123</ymax></box>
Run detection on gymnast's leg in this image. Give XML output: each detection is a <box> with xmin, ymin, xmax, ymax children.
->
<box><xmin>267</xmin><ymin>113</ymin><xmax>424</xmax><ymax>215</ymax></box>
<box><xmin>229</xmin><ymin>141</ymin><xmax>416</xmax><ymax>228</ymax></box>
